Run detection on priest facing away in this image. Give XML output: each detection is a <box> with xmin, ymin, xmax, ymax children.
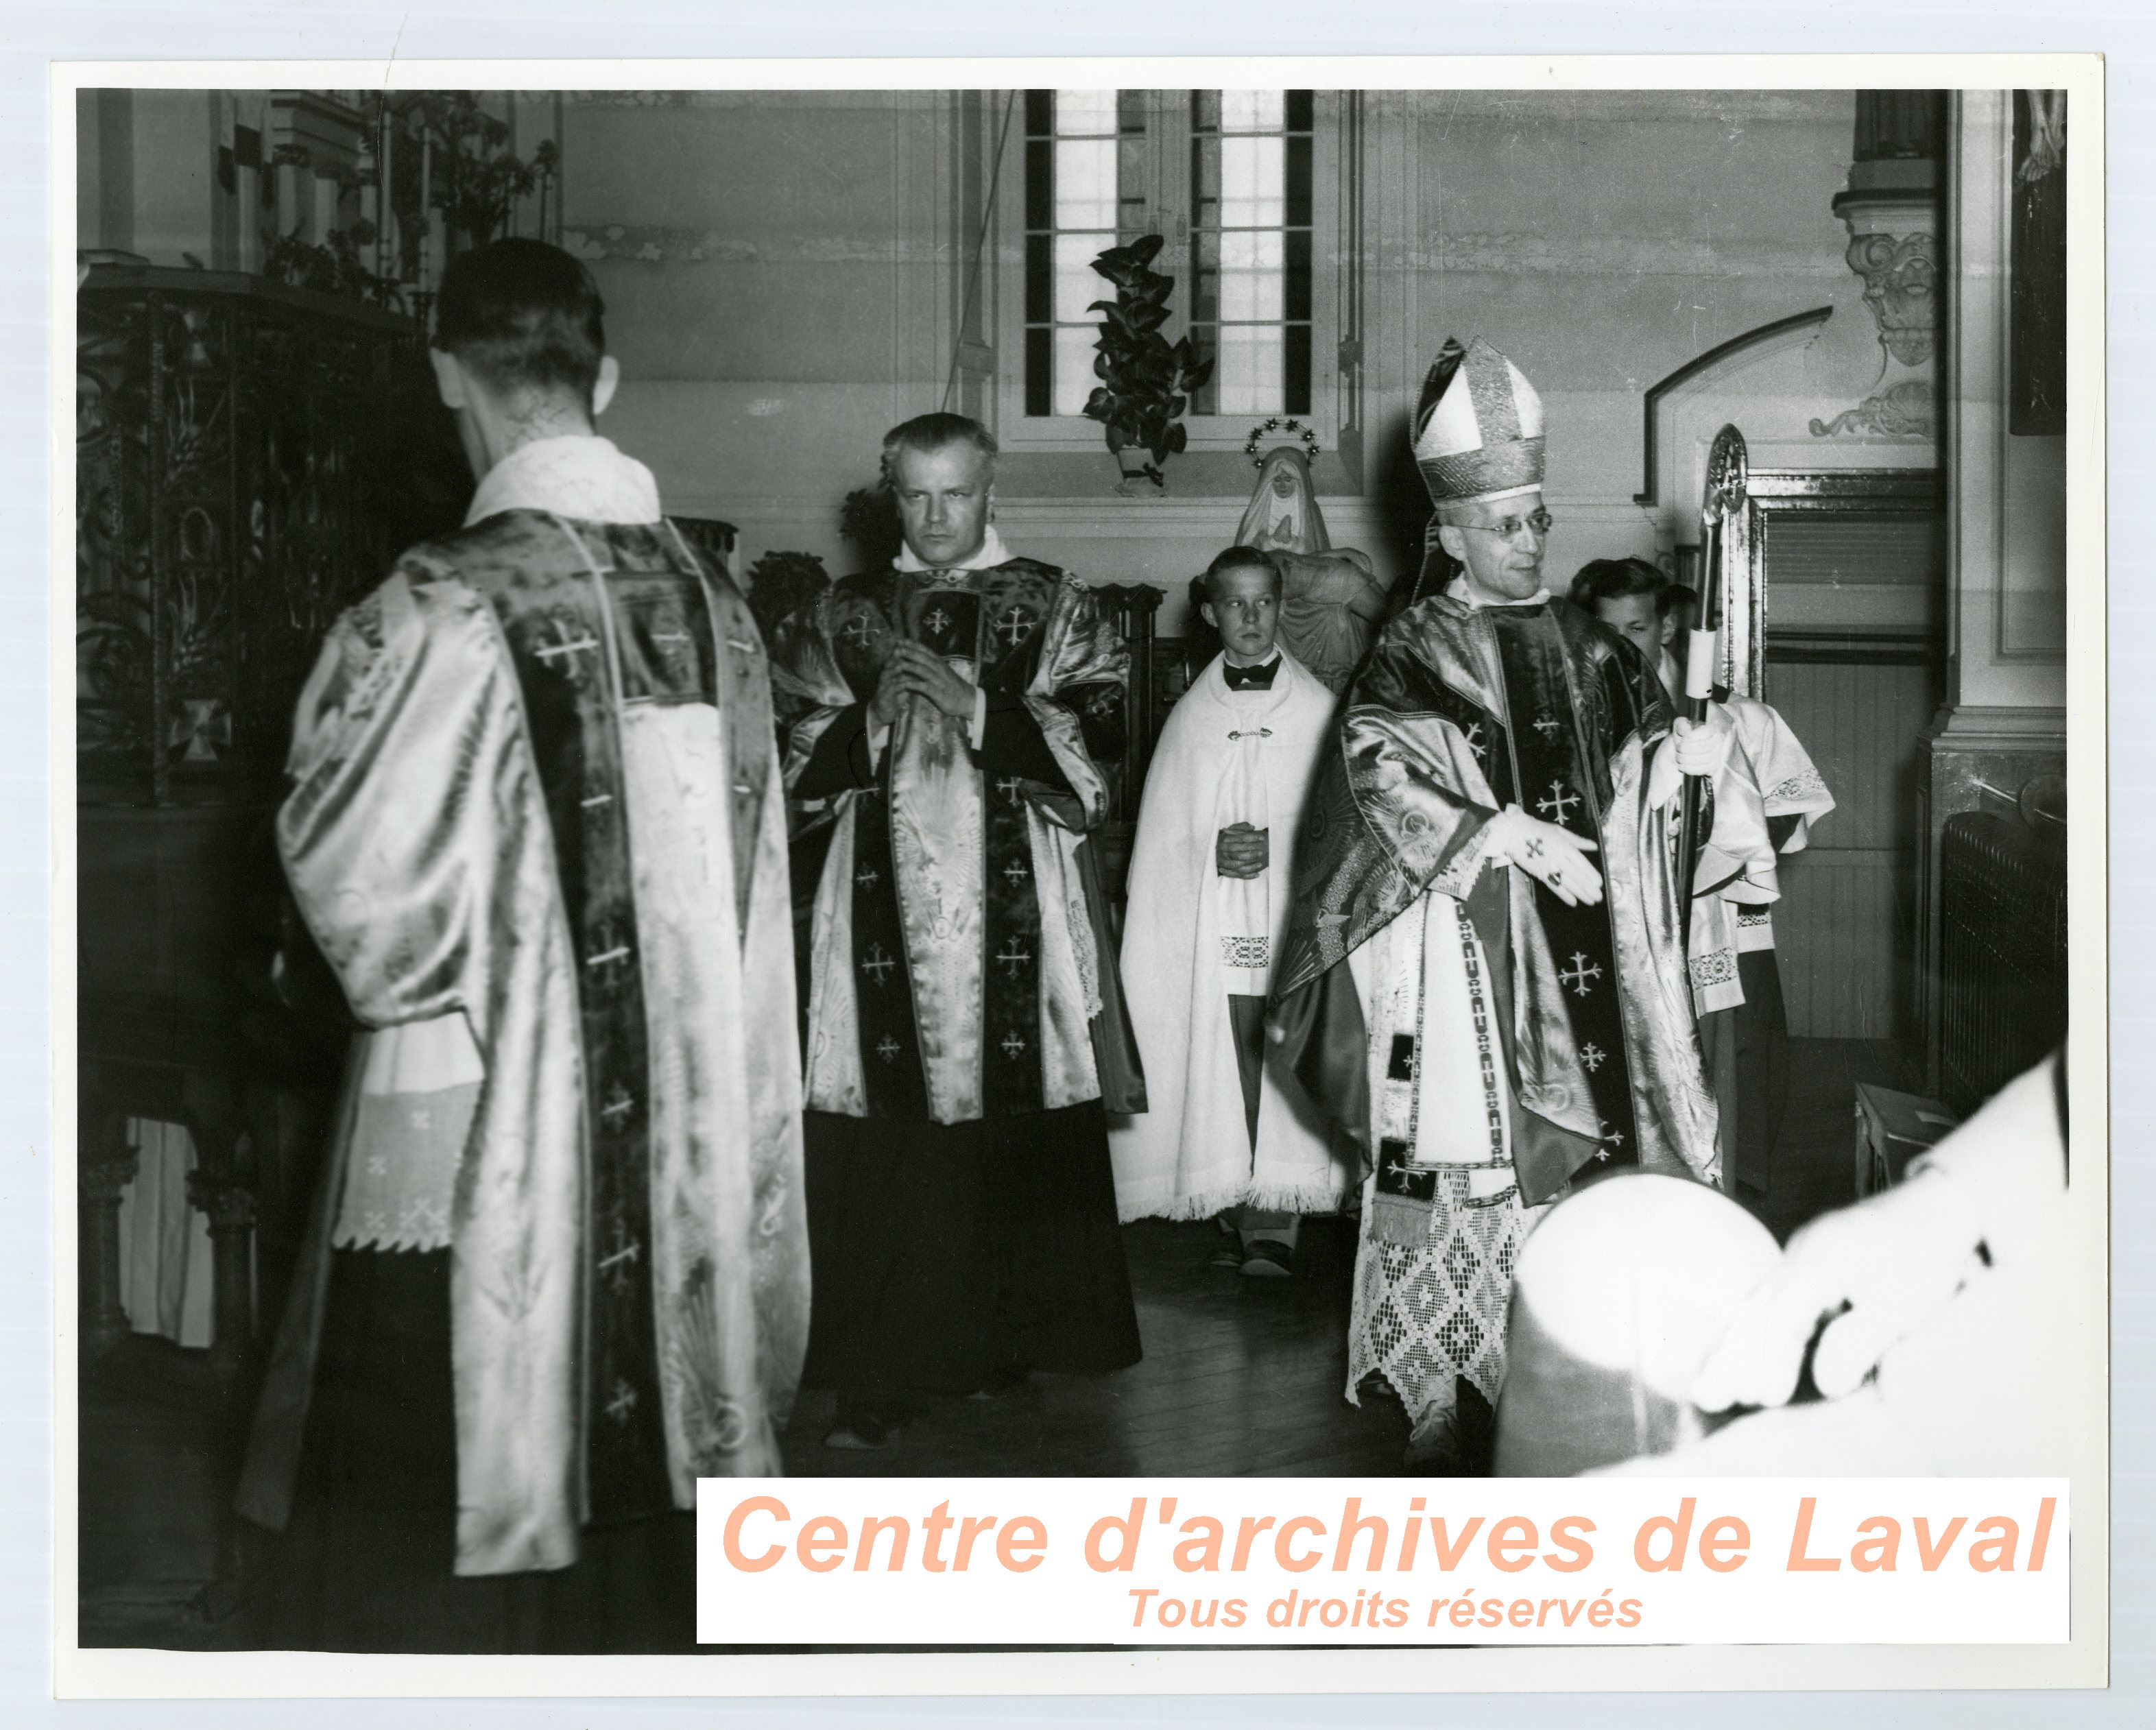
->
<box><xmin>1110</xmin><ymin>544</ymin><xmax>1351</xmax><ymax>1277</ymax></box>
<box><xmin>771</xmin><ymin>412</ymin><xmax>1143</xmax><ymax>1451</ymax></box>
<box><xmin>1269</xmin><ymin>337</ymin><xmax>1726</xmax><ymax>1473</ymax></box>
<box><xmin>235</xmin><ymin>239</ymin><xmax>810</xmax><ymax>1653</ymax></box>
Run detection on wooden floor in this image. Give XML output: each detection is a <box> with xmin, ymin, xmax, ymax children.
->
<box><xmin>782</xmin><ymin>1212</ymin><xmax>1413</xmax><ymax>1480</ymax></box>
<box><xmin>777</xmin><ymin>1035</ymin><xmax>1902</xmax><ymax>1480</ymax></box>
<box><xmin>79</xmin><ymin>1035</ymin><xmax>1899</xmax><ymax>1644</ymax></box>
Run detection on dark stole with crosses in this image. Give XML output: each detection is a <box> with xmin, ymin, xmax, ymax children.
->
<box><xmin>1376</xmin><ymin>602</ymin><xmax>1645</xmax><ymax>1208</ymax></box>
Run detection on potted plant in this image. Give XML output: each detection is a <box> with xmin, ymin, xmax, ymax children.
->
<box><xmin>1081</xmin><ymin>235</ymin><xmax>1213</xmax><ymax>491</ymax></box>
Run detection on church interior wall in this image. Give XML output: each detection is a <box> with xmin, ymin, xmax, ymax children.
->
<box><xmin>572</xmin><ymin>88</ymin><xmax>1865</xmax><ymax>630</ymax></box>
<box><xmin>78</xmin><ymin>86</ymin><xmax>1911</xmax><ymax>638</ymax></box>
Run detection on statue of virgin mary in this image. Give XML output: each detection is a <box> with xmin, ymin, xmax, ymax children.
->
<box><xmin>1230</xmin><ymin>446</ymin><xmax>1389</xmax><ymax>693</ymax></box>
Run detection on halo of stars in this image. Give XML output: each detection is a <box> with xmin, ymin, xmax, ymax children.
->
<box><xmin>1243</xmin><ymin>416</ymin><xmax>1322</xmax><ymax>468</ymax></box>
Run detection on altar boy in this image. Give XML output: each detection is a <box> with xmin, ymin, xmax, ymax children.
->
<box><xmin>1110</xmin><ymin>546</ymin><xmax>1348</xmax><ymax>1275</ymax></box>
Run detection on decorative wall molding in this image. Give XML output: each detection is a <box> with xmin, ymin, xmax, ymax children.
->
<box><xmin>1817</xmin><ymin>180</ymin><xmax>1940</xmax><ymax>448</ymax></box>
<box><xmin>1809</xmin><ymin>378</ymin><xmax>1937</xmax><ymax>440</ymax></box>
<box><xmin>1633</xmin><ymin>307</ymin><xmax>1832</xmax><ymax>508</ymax></box>
<box><xmin>1844</xmin><ymin>229</ymin><xmax>1939</xmax><ymax>368</ymax></box>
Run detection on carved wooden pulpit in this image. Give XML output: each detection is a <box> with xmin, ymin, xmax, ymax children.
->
<box><xmin>76</xmin><ymin>265</ymin><xmax>433</xmax><ymax>1379</ymax></box>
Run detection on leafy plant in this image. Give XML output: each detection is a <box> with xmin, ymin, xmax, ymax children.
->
<box><xmin>263</xmin><ymin>224</ymin><xmax>398</xmax><ymax>306</ymax></box>
<box><xmin>743</xmin><ymin>549</ymin><xmax>832</xmax><ymax>643</ymax></box>
<box><xmin>839</xmin><ymin>485</ymin><xmax>905</xmax><ymax>570</ymax></box>
<box><xmin>359</xmin><ymin>92</ymin><xmax>560</xmax><ymax>278</ymax></box>
<box><xmin>1081</xmin><ymin>235</ymin><xmax>1214</xmax><ymax>488</ymax></box>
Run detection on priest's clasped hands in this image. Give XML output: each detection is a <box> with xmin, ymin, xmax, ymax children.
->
<box><xmin>871</xmin><ymin>640</ymin><xmax>979</xmax><ymax>724</ymax></box>
<box><xmin>1216</xmin><ymin>823</ymin><xmax>1271</xmax><ymax>879</ymax></box>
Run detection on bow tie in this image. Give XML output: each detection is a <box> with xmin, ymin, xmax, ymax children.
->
<box><xmin>1223</xmin><ymin>657</ymin><xmax>1281</xmax><ymax>691</ymax></box>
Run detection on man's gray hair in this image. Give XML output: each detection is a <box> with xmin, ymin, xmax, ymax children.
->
<box><xmin>880</xmin><ymin>411</ymin><xmax>999</xmax><ymax>485</ymax></box>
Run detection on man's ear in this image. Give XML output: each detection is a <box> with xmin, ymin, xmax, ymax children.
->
<box><xmin>429</xmin><ymin>348</ymin><xmax>466</xmax><ymax>411</ymax></box>
<box><xmin>1436</xmin><ymin>523</ymin><xmax>1468</xmax><ymax>563</ymax></box>
<box><xmin>1199</xmin><ymin>599</ymin><xmax>1219</xmax><ymax>632</ymax></box>
<box><xmin>592</xmin><ymin>355</ymin><xmax>621</xmax><ymax>418</ymax></box>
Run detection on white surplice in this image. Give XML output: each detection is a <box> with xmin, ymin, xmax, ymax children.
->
<box><xmin>1110</xmin><ymin>649</ymin><xmax>1347</xmax><ymax>1221</ymax></box>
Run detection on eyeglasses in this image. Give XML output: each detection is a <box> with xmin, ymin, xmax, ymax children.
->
<box><xmin>1457</xmin><ymin>509</ymin><xmax>1555</xmax><ymax>542</ymax></box>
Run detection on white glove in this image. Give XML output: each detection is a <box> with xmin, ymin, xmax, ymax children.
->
<box><xmin>1672</xmin><ymin>708</ymin><xmax>1734</xmax><ymax>778</ymax></box>
<box><xmin>1482</xmin><ymin>804</ymin><xmax>1603</xmax><ymax>908</ymax></box>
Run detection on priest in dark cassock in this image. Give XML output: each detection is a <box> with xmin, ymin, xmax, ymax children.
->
<box><xmin>771</xmin><ymin>412</ymin><xmax>1144</xmax><ymax>1450</ymax></box>
<box><xmin>1268</xmin><ymin>337</ymin><xmax>1725</xmax><ymax>1471</ymax></box>
<box><xmin>235</xmin><ymin>239</ymin><xmax>809</xmax><ymax>1653</ymax></box>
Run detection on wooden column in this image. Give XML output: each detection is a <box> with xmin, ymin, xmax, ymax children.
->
<box><xmin>77</xmin><ymin>1092</ymin><xmax>137</xmax><ymax>1360</ymax></box>
<box><xmin>185</xmin><ymin>1169</ymin><xmax>258</xmax><ymax>1382</ymax></box>
<box><xmin>1095</xmin><ymin>581</ymin><xmax>1164</xmax><ymax>820</ymax></box>
<box><xmin>182</xmin><ymin>1074</ymin><xmax>255</xmax><ymax>1382</ymax></box>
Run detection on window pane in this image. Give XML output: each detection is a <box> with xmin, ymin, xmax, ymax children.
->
<box><xmin>1053</xmin><ymin>326</ymin><xmax>1100</xmax><ymax>417</ymax></box>
<box><xmin>1193</xmin><ymin>88</ymin><xmax>1221</xmax><ymax>132</ymax></box>
<box><xmin>1190</xmin><ymin>230</ymin><xmax>1219</xmax><ymax>322</ymax></box>
<box><xmin>1221</xmin><ymin>91</ymin><xmax>1285</xmax><ymax>132</ymax></box>
<box><xmin>1025</xmin><ymin>233</ymin><xmax>1052</xmax><ymax>323</ymax></box>
<box><xmin>1055</xmin><ymin>88</ymin><xmax>1118</xmax><ymax>136</ymax></box>
<box><xmin>1187</xmin><ymin>328</ymin><xmax>1219</xmax><ymax>416</ymax></box>
<box><xmin>1118</xmin><ymin>135</ymin><xmax>1151</xmax><ymax>235</ymax></box>
<box><xmin>1025</xmin><ymin>327</ymin><xmax>1052</xmax><ymax>418</ymax></box>
<box><xmin>1054</xmin><ymin>230</ymin><xmax>1112</xmax><ymax>322</ymax></box>
<box><xmin>1190</xmin><ymin>136</ymin><xmax>1219</xmax><ymax>228</ymax></box>
<box><xmin>1214</xmin><ymin>324</ymin><xmax>1284</xmax><ymax>417</ymax></box>
<box><xmin>1286</xmin><ymin>134</ymin><xmax>1313</xmax><ymax>227</ymax></box>
<box><xmin>1219</xmin><ymin>228</ymin><xmax>1284</xmax><ymax>322</ymax></box>
<box><xmin>1284</xmin><ymin>325</ymin><xmax>1312</xmax><ymax>415</ymax></box>
<box><xmin>1219</xmin><ymin>135</ymin><xmax>1284</xmax><ymax>228</ymax></box>
<box><xmin>1284</xmin><ymin>228</ymin><xmax>1312</xmax><ymax>321</ymax></box>
<box><xmin>1055</xmin><ymin>137</ymin><xmax>1117</xmax><ymax>230</ymax></box>
<box><xmin>1025</xmin><ymin>139</ymin><xmax>1051</xmax><ymax>232</ymax></box>
<box><xmin>1116</xmin><ymin>89</ymin><xmax>1149</xmax><ymax>134</ymax></box>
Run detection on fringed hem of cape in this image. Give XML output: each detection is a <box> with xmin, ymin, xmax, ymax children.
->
<box><xmin>1115</xmin><ymin>1179</ymin><xmax>1355</xmax><ymax>1226</ymax></box>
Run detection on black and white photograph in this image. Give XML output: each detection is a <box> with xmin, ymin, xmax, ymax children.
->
<box><xmin>57</xmin><ymin>64</ymin><xmax>2100</xmax><ymax>1681</ymax></box>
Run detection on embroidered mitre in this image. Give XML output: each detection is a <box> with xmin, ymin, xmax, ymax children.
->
<box><xmin>1411</xmin><ymin>336</ymin><xmax>1546</xmax><ymax>509</ymax></box>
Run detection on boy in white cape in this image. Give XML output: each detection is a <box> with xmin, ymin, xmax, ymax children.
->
<box><xmin>1111</xmin><ymin>547</ymin><xmax>1350</xmax><ymax>1273</ymax></box>
<box><xmin>1572</xmin><ymin>556</ymin><xmax>1834</xmax><ymax>1194</ymax></box>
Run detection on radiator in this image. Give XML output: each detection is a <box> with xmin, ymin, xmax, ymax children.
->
<box><xmin>1938</xmin><ymin>811</ymin><xmax>2068</xmax><ymax>1115</ymax></box>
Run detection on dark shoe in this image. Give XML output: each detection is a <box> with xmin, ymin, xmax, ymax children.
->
<box><xmin>1402</xmin><ymin>1405</ymin><xmax>1463</xmax><ymax>1472</ymax></box>
<box><xmin>825</xmin><ymin>1402</ymin><xmax>905</xmax><ymax>1450</ymax></box>
<box><xmin>968</xmin><ymin>1366</ymin><xmax>1030</xmax><ymax>1401</ymax></box>
<box><xmin>1210</xmin><ymin>1216</ymin><xmax>1245</xmax><ymax>1267</ymax></box>
<box><xmin>1240</xmin><ymin>1238</ymin><xmax>1295</xmax><ymax>1278</ymax></box>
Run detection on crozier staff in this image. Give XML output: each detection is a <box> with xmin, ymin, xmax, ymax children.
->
<box><xmin>1269</xmin><ymin>337</ymin><xmax>1725</xmax><ymax>1470</ymax></box>
<box><xmin>1572</xmin><ymin>556</ymin><xmax>1834</xmax><ymax>1191</ymax></box>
